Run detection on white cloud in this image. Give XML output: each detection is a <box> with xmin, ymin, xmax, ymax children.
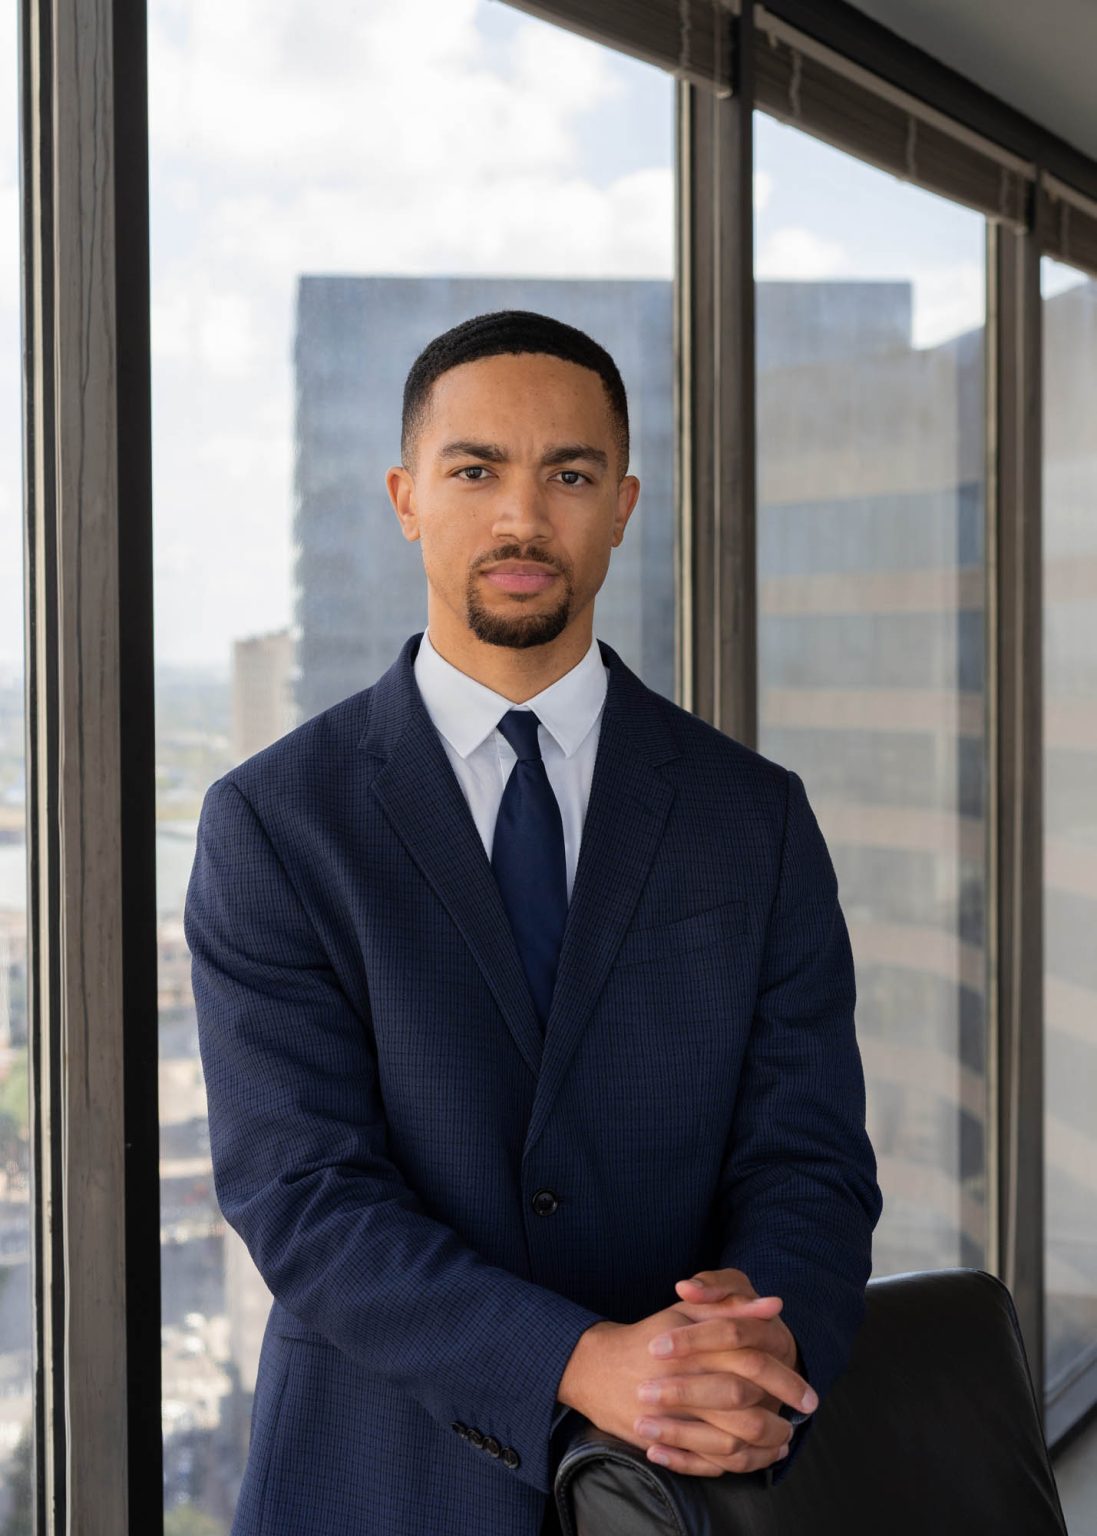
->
<box><xmin>756</xmin><ymin>224</ymin><xmax>846</xmax><ymax>278</ymax></box>
<box><xmin>198</xmin><ymin>292</ymin><xmax>260</xmax><ymax>378</ymax></box>
<box><xmin>173</xmin><ymin>161</ymin><xmax>671</xmax><ymax>285</ymax></box>
<box><xmin>197</xmin><ymin>427</ymin><xmax>293</xmax><ymax>482</ymax></box>
<box><xmin>754</xmin><ymin>168</ymin><xmax>773</xmax><ymax>211</ymax></box>
<box><xmin>148</xmin><ymin>0</ymin><xmax>618</xmax><ymax>182</ymax></box>
<box><xmin>152</xmin><ymin>284</ymin><xmax>261</xmax><ymax>376</ymax></box>
<box><xmin>1</xmin><ymin>0</ymin><xmax>676</xmax><ymax>670</ymax></box>
<box><xmin>910</xmin><ymin>260</ymin><xmax>985</xmax><ymax>348</ymax></box>
<box><xmin>140</xmin><ymin>0</ymin><xmax>675</xmax><ymax>666</ymax></box>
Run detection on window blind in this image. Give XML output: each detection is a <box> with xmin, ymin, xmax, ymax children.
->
<box><xmin>1038</xmin><ymin>173</ymin><xmax>1097</xmax><ymax>278</ymax></box>
<box><xmin>493</xmin><ymin>0</ymin><xmax>735</xmax><ymax>95</ymax></box>
<box><xmin>752</xmin><ymin>5</ymin><xmax>1035</xmax><ymax>231</ymax></box>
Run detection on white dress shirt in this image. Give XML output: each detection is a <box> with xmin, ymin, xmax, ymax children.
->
<box><xmin>412</xmin><ymin>627</ymin><xmax>609</xmax><ymax>902</ymax></box>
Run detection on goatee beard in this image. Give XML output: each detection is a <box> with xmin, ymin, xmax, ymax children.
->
<box><xmin>465</xmin><ymin>577</ymin><xmax>573</xmax><ymax>650</ymax></box>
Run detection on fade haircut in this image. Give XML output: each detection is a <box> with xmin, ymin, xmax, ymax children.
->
<box><xmin>400</xmin><ymin>309</ymin><xmax>630</xmax><ymax>479</ymax></box>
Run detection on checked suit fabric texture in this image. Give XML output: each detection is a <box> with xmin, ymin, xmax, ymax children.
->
<box><xmin>184</xmin><ymin>629</ymin><xmax>883</xmax><ymax>1536</ymax></box>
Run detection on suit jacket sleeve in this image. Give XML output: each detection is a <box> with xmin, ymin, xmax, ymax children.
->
<box><xmin>184</xmin><ymin>775</ymin><xmax>605</xmax><ymax>1496</ymax></box>
<box><xmin>715</xmin><ymin>768</ymin><xmax>883</xmax><ymax>1487</ymax></box>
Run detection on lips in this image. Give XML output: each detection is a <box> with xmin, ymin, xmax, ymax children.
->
<box><xmin>481</xmin><ymin>564</ymin><xmax>559</xmax><ymax>593</ymax></box>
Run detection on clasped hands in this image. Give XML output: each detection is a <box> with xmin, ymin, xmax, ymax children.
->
<box><xmin>631</xmin><ymin>1266</ymin><xmax>817</xmax><ymax>1478</ymax></box>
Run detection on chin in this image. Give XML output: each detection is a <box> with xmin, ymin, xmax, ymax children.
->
<box><xmin>467</xmin><ymin>599</ymin><xmax>572</xmax><ymax>650</ymax></box>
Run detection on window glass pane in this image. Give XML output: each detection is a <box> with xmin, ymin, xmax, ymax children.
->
<box><xmin>754</xmin><ymin>112</ymin><xmax>989</xmax><ymax>1277</ymax></box>
<box><xmin>0</xmin><ymin>3</ymin><xmax>33</xmax><ymax>1526</ymax></box>
<box><xmin>1041</xmin><ymin>253</ymin><xmax>1097</xmax><ymax>1421</ymax></box>
<box><xmin>150</xmin><ymin>4</ymin><xmax>674</xmax><ymax>1525</ymax></box>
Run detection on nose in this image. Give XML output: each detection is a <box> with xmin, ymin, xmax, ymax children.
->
<box><xmin>491</xmin><ymin>475</ymin><xmax>552</xmax><ymax>544</ymax></box>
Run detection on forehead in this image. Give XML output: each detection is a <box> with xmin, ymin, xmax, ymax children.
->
<box><xmin>424</xmin><ymin>351</ymin><xmax>613</xmax><ymax>435</ymax></box>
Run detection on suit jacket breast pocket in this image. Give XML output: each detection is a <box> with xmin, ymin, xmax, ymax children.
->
<box><xmin>613</xmin><ymin>897</ymin><xmax>748</xmax><ymax>969</ymax></box>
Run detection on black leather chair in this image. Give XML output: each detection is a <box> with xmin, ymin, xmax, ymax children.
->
<box><xmin>553</xmin><ymin>1268</ymin><xmax>1070</xmax><ymax>1536</ymax></box>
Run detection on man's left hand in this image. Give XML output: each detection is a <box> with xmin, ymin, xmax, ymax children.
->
<box><xmin>629</xmin><ymin>1267</ymin><xmax>816</xmax><ymax>1477</ymax></box>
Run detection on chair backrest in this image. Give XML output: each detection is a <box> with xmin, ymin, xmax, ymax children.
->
<box><xmin>554</xmin><ymin>1268</ymin><xmax>1070</xmax><ymax>1536</ymax></box>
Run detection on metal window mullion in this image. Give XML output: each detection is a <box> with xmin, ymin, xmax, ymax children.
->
<box><xmin>677</xmin><ymin>6</ymin><xmax>756</xmax><ymax>741</ymax></box>
<box><xmin>20</xmin><ymin>0</ymin><xmax>147</xmax><ymax>1529</ymax></box>
<box><xmin>983</xmin><ymin>221</ymin><xmax>1001</xmax><ymax>1328</ymax></box>
<box><xmin>113</xmin><ymin>0</ymin><xmax>164</xmax><ymax>1522</ymax></box>
<box><xmin>718</xmin><ymin>0</ymin><xmax>756</xmax><ymax>745</ymax></box>
<box><xmin>677</xmin><ymin>78</ymin><xmax>718</xmax><ymax>723</ymax></box>
<box><xmin>52</xmin><ymin>0</ymin><xmax>130</xmax><ymax>1521</ymax></box>
<box><xmin>20</xmin><ymin>0</ymin><xmax>63</xmax><ymax>1528</ymax></box>
<box><xmin>990</xmin><ymin>214</ymin><xmax>1045</xmax><ymax>1415</ymax></box>
<box><xmin>673</xmin><ymin>76</ymin><xmax>694</xmax><ymax>713</ymax></box>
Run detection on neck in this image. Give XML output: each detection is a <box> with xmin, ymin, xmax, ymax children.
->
<box><xmin>424</xmin><ymin>602</ymin><xmax>595</xmax><ymax>703</ymax></box>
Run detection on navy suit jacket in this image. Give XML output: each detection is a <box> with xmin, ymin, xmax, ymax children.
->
<box><xmin>184</xmin><ymin>629</ymin><xmax>883</xmax><ymax>1536</ymax></box>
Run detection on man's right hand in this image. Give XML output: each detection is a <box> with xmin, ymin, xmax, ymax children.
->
<box><xmin>557</xmin><ymin>1305</ymin><xmax>812</xmax><ymax>1476</ymax></box>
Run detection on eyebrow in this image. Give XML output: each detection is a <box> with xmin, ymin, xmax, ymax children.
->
<box><xmin>437</xmin><ymin>439</ymin><xmax>609</xmax><ymax>472</ymax></box>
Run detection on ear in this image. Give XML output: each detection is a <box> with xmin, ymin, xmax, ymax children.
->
<box><xmin>386</xmin><ymin>465</ymin><xmax>421</xmax><ymax>543</ymax></box>
<box><xmin>612</xmin><ymin>474</ymin><xmax>641</xmax><ymax>545</ymax></box>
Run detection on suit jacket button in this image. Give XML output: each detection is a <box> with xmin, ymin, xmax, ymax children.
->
<box><xmin>532</xmin><ymin>1188</ymin><xmax>559</xmax><ymax>1216</ymax></box>
<box><xmin>502</xmin><ymin>1447</ymin><xmax>520</xmax><ymax>1469</ymax></box>
<box><xmin>467</xmin><ymin>1428</ymin><xmax>484</xmax><ymax>1449</ymax></box>
<box><xmin>483</xmin><ymin>1436</ymin><xmax>501</xmax><ymax>1457</ymax></box>
<box><xmin>452</xmin><ymin>1422</ymin><xmax>469</xmax><ymax>1438</ymax></box>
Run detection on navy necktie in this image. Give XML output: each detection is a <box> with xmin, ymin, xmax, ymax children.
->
<box><xmin>491</xmin><ymin>708</ymin><xmax>568</xmax><ymax>1031</ymax></box>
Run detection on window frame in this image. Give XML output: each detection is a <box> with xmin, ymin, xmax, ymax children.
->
<box><xmin>18</xmin><ymin>0</ymin><xmax>1097</xmax><ymax>1527</ymax></box>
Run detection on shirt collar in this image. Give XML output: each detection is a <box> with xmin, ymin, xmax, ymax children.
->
<box><xmin>413</xmin><ymin>626</ymin><xmax>608</xmax><ymax>760</ymax></box>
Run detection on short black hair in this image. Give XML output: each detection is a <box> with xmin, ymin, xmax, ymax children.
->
<box><xmin>401</xmin><ymin>309</ymin><xmax>630</xmax><ymax>478</ymax></box>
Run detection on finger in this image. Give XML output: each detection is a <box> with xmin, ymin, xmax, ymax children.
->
<box><xmin>675</xmin><ymin>1282</ymin><xmax>784</xmax><ymax>1312</ymax></box>
<box><xmin>636</xmin><ymin>1413</ymin><xmax>792</xmax><ymax>1474</ymax></box>
<box><xmin>676</xmin><ymin>1272</ymin><xmax>762</xmax><ymax>1301</ymax></box>
<box><xmin>679</xmin><ymin>1271</ymin><xmax>755</xmax><ymax>1296</ymax></box>
<box><xmin>670</xmin><ymin>1296</ymin><xmax>784</xmax><ymax>1325</ymax></box>
<box><xmin>724</xmin><ymin>1350</ymin><xmax>817</xmax><ymax>1415</ymax></box>
<box><xmin>645</xmin><ymin>1441</ymin><xmax>786</xmax><ymax>1477</ymax></box>
<box><xmin>645</xmin><ymin>1443</ymin><xmax>727</xmax><ymax>1477</ymax></box>
<box><xmin>637</xmin><ymin>1370</ymin><xmax>769</xmax><ymax>1415</ymax></box>
<box><xmin>651</xmin><ymin>1316</ymin><xmax>775</xmax><ymax>1357</ymax></box>
<box><xmin>635</xmin><ymin>1407</ymin><xmax>792</xmax><ymax>1454</ymax></box>
<box><xmin>650</xmin><ymin>1331</ymin><xmax>816</xmax><ymax>1414</ymax></box>
<box><xmin>666</xmin><ymin>1305</ymin><xmax>799</xmax><ymax>1376</ymax></box>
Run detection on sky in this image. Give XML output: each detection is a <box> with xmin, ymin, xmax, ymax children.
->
<box><xmin>0</xmin><ymin>0</ymin><xmax>1090</xmax><ymax>674</ymax></box>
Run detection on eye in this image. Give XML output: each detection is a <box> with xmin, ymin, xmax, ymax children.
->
<box><xmin>455</xmin><ymin>465</ymin><xmax>492</xmax><ymax>481</ymax></box>
<box><xmin>555</xmin><ymin>470</ymin><xmax>590</xmax><ymax>486</ymax></box>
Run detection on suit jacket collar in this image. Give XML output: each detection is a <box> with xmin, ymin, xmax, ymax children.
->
<box><xmin>358</xmin><ymin>630</ymin><xmax>681</xmax><ymax>1155</ymax></box>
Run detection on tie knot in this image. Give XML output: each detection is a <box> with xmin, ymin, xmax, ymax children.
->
<box><xmin>496</xmin><ymin>708</ymin><xmax>544</xmax><ymax>762</ymax></box>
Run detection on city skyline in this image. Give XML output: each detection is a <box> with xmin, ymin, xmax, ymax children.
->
<box><xmin>7</xmin><ymin>3</ymin><xmax>1088</xmax><ymax>672</ymax></box>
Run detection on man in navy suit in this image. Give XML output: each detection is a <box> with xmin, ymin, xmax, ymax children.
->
<box><xmin>185</xmin><ymin>309</ymin><xmax>883</xmax><ymax>1536</ymax></box>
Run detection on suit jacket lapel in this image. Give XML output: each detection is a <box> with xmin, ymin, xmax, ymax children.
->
<box><xmin>524</xmin><ymin>646</ymin><xmax>679</xmax><ymax>1153</ymax></box>
<box><xmin>361</xmin><ymin>634</ymin><xmax>545</xmax><ymax>1078</ymax></box>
